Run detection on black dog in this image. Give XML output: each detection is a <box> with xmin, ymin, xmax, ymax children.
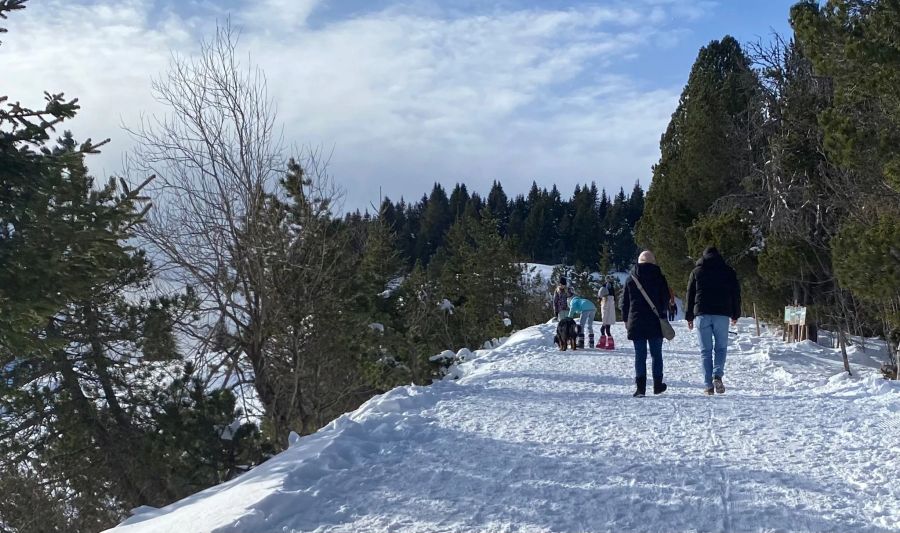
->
<box><xmin>554</xmin><ymin>317</ymin><xmax>579</xmax><ymax>351</ymax></box>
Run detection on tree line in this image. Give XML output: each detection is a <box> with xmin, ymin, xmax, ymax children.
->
<box><xmin>346</xmin><ymin>180</ymin><xmax>645</xmax><ymax>272</ymax></box>
<box><xmin>637</xmin><ymin>0</ymin><xmax>900</xmax><ymax>374</ymax></box>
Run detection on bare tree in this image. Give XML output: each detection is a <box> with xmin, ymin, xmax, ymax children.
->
<box><xmin>127</xmin><ymin>22</ymin><xmax>347</xmax><ymax>444</ymax></box>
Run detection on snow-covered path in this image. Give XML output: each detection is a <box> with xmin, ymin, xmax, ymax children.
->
<box><xmin>111</xmin><ymin>319</ymin><xmax>900</xmax><ymax>533</ymax></box>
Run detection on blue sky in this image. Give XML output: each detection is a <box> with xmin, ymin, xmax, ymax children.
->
<box><xmin>3</xmin><ymin>0</ymin><xmax>796</xmax><ymax>211</ymax></box>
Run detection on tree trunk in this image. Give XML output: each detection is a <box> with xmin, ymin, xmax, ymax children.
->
<box><xmin>838</xmin><ymin>327</ymin><xmax>852</xmax><ymax>376</ymax></box>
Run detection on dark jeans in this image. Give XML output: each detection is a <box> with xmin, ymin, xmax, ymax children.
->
<box><xmin>601</xmin><ymin>325</ymin><xmax>611</xmax><ymax>336</ymax></box>
<box><xmin>633</xmin><ymin>337</ymin><xmax>664</xmax><ymax>383</ymax></box>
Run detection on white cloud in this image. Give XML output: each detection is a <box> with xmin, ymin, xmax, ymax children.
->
<box><xmin>1</xmin><ymin>0</ymin><xmax>195</xmax><ymax>177</ymax></box>
<box><xmin>240</xmin><ymin>0</ymin><xmax>321</xmax><ymax>30</ymax></box>
<box><xmin>1</xmin><ymin>0</ymin><xmax>698</xmax><ymax>209</ymax></box>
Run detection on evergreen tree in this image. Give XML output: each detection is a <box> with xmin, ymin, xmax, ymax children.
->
<box><xmin>463</xmin><ymin>192</ymin><xmax>484</xmax><ymax>220</ymax></box>
<box><xmin>440</xmin><ymin>214</ymin><xmax>522</xmax><ymax>348</ymax></box>
<box><xmin>395</xmin><ymin>199</ymin><xmax>417</xmax><ymax>265</ymax></box>
<box><xmin>570</xmin><ymin>184</ymin><xmax>600</xmax><ymax>268</ymax></box>
<box><xmin>637</xmin><ymin>36</ymin><xmax>763</xmax><ymax>290</ymax></box>
<box><xmin>395</xmin><ymin>262</ymin><xmax>447</xmax><ymax>379</ymax></box>
<box><xmin>792</xmin><ymin>0</ymin><xmax>900</xmax><ymax>350</ymax></box>
<box><xmin>0</xmin><ymin>91</ymin><xmax>122</xmax><ymax>352</ymax></box>
<box><xmin>448</xmin><ymin>183</ymin><xmax>470</xmax><ymax>222</ymax></box>
<box><xmin>792</xmin><ymin>0</ymin><xmax>900</xmax><ymax>194</ymax></box>
<box><xmin>547</xmin><ymin>185</ymin><xmax>566</xmax><ymax>263</ymax></box>
<box><xmin>627</xmin><ymin>182</ymin><xmax>645</xmax><ymax>227</ymax></box>
<box><xmin>352</xmin><ymin>215</ymin><xmax>412</xmax><ymax>388</ymax></box>
<box><xmin>507</xmin><ymin>195</ymin><xmax>528</xmax><ymax>255</ymax></box>
<box><xmin>487</xmin><ymin>181</ymin><xmax>510</xmax><ymax>236</ymax></box>
<box><xmin>0</xmin><ymin>132</ymin><xmax>258</xmax><ymax>530</ymax></box>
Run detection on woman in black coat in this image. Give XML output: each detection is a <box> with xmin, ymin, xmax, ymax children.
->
<box><xmin>621</xmin><ymin>250</ymin><xmax>671</xmax><ymax>397</ymax></box>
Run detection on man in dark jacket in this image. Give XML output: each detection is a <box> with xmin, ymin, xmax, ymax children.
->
<box><xmin>685</xmin><ymin>247</ymin><xmax>741</xmax><ymax>395</ymax></box>
<box><xmin>622</xmin><ymin>250</ymin><xmax>671</xmax><ymax>397</ymax></box>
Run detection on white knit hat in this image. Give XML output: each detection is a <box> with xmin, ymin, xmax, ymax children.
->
<box><xmin>638</xmin><ymin>250</ymin><xmax>656</xmax><ymax>264</ymax></box>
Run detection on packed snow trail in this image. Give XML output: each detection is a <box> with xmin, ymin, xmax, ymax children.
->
<box><xmin>111</xmin><ymin>319</ymin><xmax>900</xmax><ymax>533</ymax></box>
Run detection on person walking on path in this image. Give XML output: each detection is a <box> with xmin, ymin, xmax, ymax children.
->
<box><xmin>552</xmin><ymin>277</ymin><xmax>575</xmax><ymax>321</ymax></box>
<box><xmin>685</xmin><ymin>246</ymin><xmax>742</xmax><ymax>395</ymax></box>
<box><xmin>597</xmin><ymin>278</ymin><xmax>617</xmax><ymax>349</ymax></box>
<box><xmin>622</xmin><ymin>251</ymin><xmax>671</xmax><ymax>397</ymax></box>
<box><xmin>667</xmin><ymin>287</ymin><xmax>677</xmax><ymax>322</ymax></box>
<box><xmin>568</xmin><ymin>296</ymin><xmax>597</xmax><ymax>349</ymax></box>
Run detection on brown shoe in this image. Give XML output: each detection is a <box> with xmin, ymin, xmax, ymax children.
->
<box><xmin>713</xmin><ymin>377</ymin><xmax>725</xmax><ymax>394</ymax></box>
<box><xmin>704</xmin><ymin>387</ymin><xmax>714</xmax><ymax>396</ymax></box>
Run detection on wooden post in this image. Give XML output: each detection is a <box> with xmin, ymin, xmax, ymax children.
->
<box><xmin>753</xmin><ymin>303</ymin><xmax>760</xmax><ymax>337</ymax></box>
<box><xmin>838</xmin><ymin>328</ymin><xmax>852</xmax><ymax>376</ymax></box>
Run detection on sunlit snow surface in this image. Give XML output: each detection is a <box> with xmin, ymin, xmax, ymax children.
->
<box><xmin>110</xmin><ymin>318</ymin><xmax>900</xmax><ymax>533</ymax></box>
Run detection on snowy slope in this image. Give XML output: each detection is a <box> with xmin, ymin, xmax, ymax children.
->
<box><xmin>109</xmin><ymin>319</ymin><xmax>900</xmax><ymax>533</ymax></box>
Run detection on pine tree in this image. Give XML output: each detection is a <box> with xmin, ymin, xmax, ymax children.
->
<box><xmin>0</xmin><ymin>131</ymin><xmax>257</xmax><ymax>529</ymax></box>
<box><xmin>487</xmin><ymin>181</ymin><xmax>510</xmax><ymax>236</ymax></box>
<box><xmin>791</xmin><ymin>0</ymin><xmax>900</xmax><ymax>194</ymax></box>
<box><xmin>463</xmin><ymin>192</ymin><xmax>484</xmax><ymax>220</ymax></box>
<box><xmin>448</xmin><ymin>183</ymin><xmax>470</xmax><ymax>222</ymax></box>
<box><xmin>353</xmin><ymin>215</ymin><xmax>411</xmax><ymax>388</ymax></box>
<box><xmin>570</xmin><ymin>184</ymin><xmax>600</xmax><ymax>268</ymax></box>
<box><xmin>440</xmin><ymin>214</ymin><xmax>522</xmax><ymax>348</ymax></box>
<box><xmin>0</xmin><ymin>95</ymin><xmax>119</xmax><ymax>352</ymax></box>
<box><xmin>1</xmin><ymin>11</ymin><xmax>270</xmax><ymax>527</ymax></box>
<box><xmin>507</xmin><ymin>195</ymin><xmax>528</xmax><ymax>255</ymax></box>
<box><xmin>637</xmin><ymin>36</ymin><xmax>762</xmax><ymax>289</ymax></box>
<box><xmin>792</xmin><ymin>0</ymin><xmax>900</xmax><ymax>355</ymax></box>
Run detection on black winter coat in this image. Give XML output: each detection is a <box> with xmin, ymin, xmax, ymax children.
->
<box><xmin>684</xmin><ymin>251</ymin><xmax>741</xmax><ymax>321</ymax></box>
<box><xmin>622</xmin><ymin>263</ymin><xmax>671</xmax><ymax>340</ymax></box>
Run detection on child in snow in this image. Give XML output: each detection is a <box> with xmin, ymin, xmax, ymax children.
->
<box><xmin>553</xmin><ymin>277</ymin><xmax>575</xmax><ymax>321</ymax></box>
<box><xmin>568</xmin><ymin>296</ymin><xmax>597</xmax><ymax>349</ymax></box>
<box><xmin>597</xmin><ymin>277</ymin><xmax>617</xmax><ymax>349</ymax></box>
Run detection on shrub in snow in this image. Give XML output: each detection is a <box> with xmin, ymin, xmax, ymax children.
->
<box><xmin>455</xmin><ymin>348</ymin><xmax>474</xmax><ymax>362</ymax></box>
<box><xmin>430</xmin><ymin>348</ymin><xmax>480</xmax><ymax>379</ymax></box>
<box><xmin>429</xmin><ymin>350</ymin><xmax>456</xmax><ymax>363</ymax></box>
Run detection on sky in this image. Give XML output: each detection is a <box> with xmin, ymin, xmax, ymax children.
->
<box><xmin>2</xmin><ymin>0</ymin><xmax>795</xmax><ymax>212</ymax></box>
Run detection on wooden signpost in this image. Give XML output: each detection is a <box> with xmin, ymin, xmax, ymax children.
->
<box><xmin>783</xmin><ymin>305</ymin><xmax>808</xmax><ymax>343</ymax></box>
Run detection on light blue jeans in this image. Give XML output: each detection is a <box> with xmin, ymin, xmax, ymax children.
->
<box><xmin>697</xmin><ymin>314</ymin><xmax>730</xmax><ymax>388</ymax></box>
<box><xmin>578</xmin><ymin>310</ymin><xmax>595</xmax><ymax>337</ymax></box>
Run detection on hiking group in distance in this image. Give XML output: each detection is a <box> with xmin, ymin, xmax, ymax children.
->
<box><xmin>552</xmin><ymin>246</ymin><xmax>742</xmax><ymax>397</ymax></box>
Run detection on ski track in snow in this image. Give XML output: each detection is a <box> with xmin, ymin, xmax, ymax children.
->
<box><xmin>110</xmin><ymin>319</ymin><xmax>900</xmax><ymax>533</ymax></box>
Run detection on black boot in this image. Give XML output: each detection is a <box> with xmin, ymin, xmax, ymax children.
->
<box><xmin>633</xmin><ymin>376</ymin><xmax>646</xmax><ymax>397</ymax></box>
<box><xmin>653</xmin><ymin>381</ymin><xmax>668</xmax><ymax>395</ymax></box>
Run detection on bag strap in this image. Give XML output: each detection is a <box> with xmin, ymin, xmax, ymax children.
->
<box><xmin>630</xmin><ymin>273</ymin><xmax>661</xmax><ymax>315</ymax></box>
